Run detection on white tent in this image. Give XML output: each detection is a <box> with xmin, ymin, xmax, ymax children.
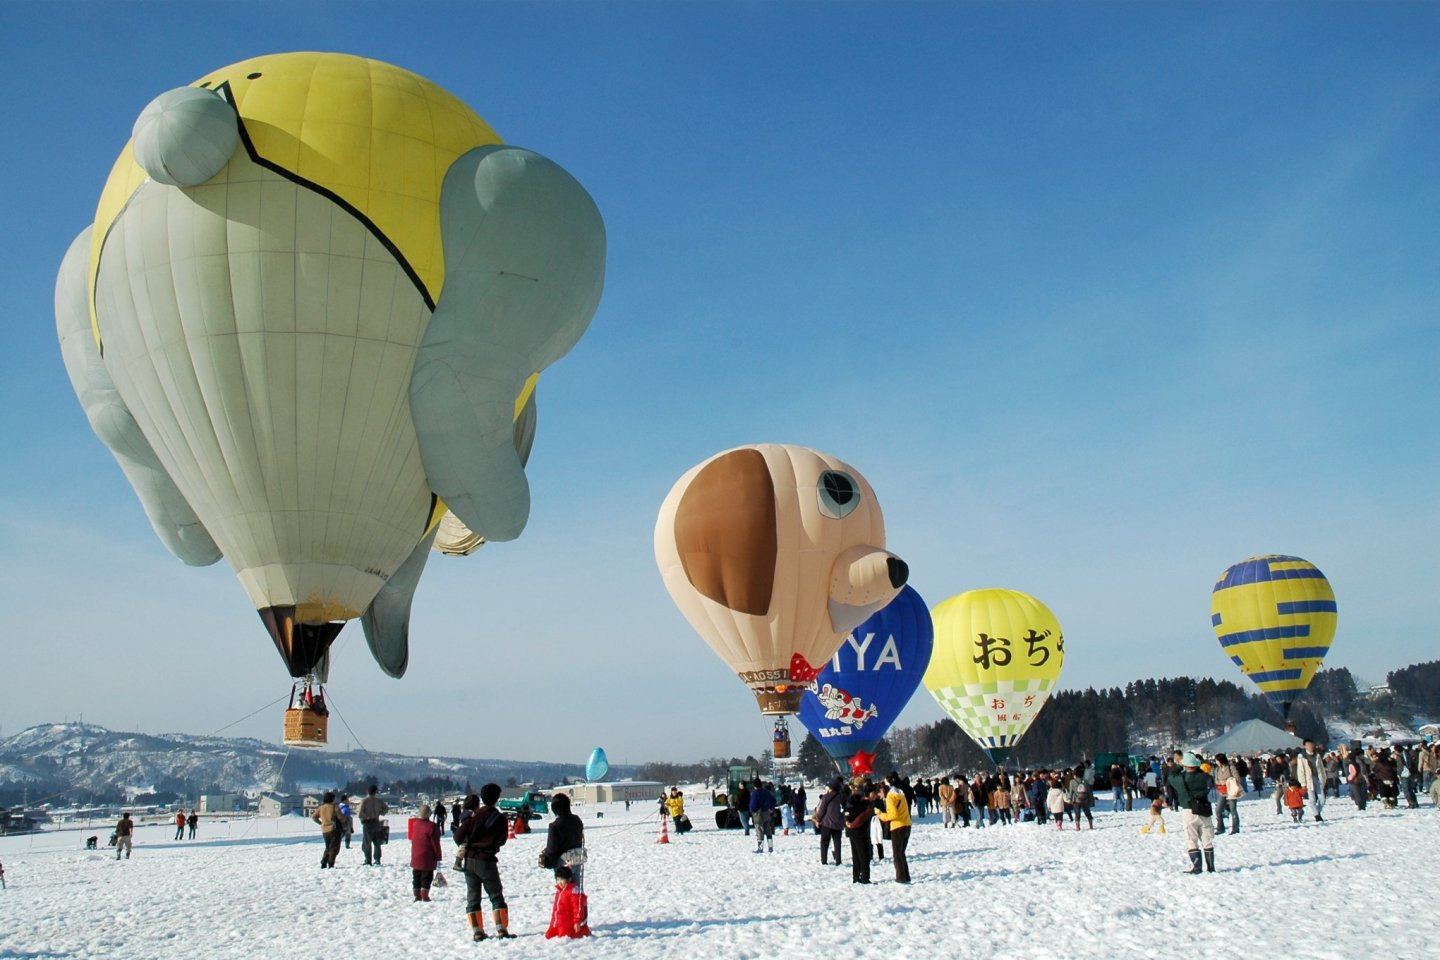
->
<box><xmin>1196</xmin><ymin>718</ymin><xmax>1304</xmax><ymax>756</ymax></box>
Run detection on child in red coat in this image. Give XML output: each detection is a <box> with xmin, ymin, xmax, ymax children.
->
<box><xmin>408</xmin><ymin>804</ymin><xmax>443</xmax><ymax>901</ymax></box>
<box><xmin>1283</xmin><ymin>784</ymin><xmax>1307</xmax><ymax>822</ymax></box>
<box><xmin>545</xmin><ymin>866</ymin><xmax>590</xmax><ymax>939</ymax></box>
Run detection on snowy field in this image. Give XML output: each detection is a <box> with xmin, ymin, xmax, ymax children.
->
<box><xmin>2</xmin><ymin>791</ymin><xmax>1437</xmax><ymax>960</ymax></box>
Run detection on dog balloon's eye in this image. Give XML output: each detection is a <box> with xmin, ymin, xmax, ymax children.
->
<box><xmin>817</xmin><ymin>471</ymin><xmax>860</xmax><ymax>519</ymax></box>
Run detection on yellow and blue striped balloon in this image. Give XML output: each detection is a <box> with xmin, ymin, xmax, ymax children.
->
<box><xmin>1210</xmin><ymin>555</ymin><xmax>1337</xmax><ymax>719</ymax></box>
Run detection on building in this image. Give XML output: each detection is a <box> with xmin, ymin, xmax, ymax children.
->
<box><xmin>198</xmin><ymin>793</ymin><xmax>243</xmax><ymax>813</ymax></box>
<box><xmin>257</xmin><ymin>793</ymin><xmax>300</xmax><ymax>817</ymax></box>
<box><xmin>563</xmin><ymin>781</ymin><xmax>665</xmax><ymax>805</ymax></box>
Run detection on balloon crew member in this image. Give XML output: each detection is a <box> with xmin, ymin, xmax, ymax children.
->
<box><xmin>409</xmin><ymin>804</ymin><xmax>443</xmax><ymax>901</ymax></box>
<box><xmin>359</xmin><ymin>784</ymin><xmax>389</xmax><ymax>866</ymax></box>
<box><xmin>844</xmin><ymin>782</ymin><xmax>875</xmax><ymax>884</ymax></box>
<box><xmin>1168</xmin><ymin>753</ymin><xmax>1216</xmax><ymax>874</ymax></box>
<box><xmin>454</xmin><ymin>784</ymin><xmax>513</xmax><ymax>941</ymax></box>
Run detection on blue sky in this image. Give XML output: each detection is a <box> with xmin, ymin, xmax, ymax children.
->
<box><xmin>1</xmin><ymin>2</ymin><xmax>1436</xmax><ymax>764</ymax></box>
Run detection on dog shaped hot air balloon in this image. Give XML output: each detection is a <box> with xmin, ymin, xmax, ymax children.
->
<box><xmin>56</xmin><ymin>53</ymin><xmax>605</xmax><ymax>688</ymax></box>
<box><xmin>655</xmin><ymin>444</ymin><xmax>908</xmax><ymax>715</ymax></box>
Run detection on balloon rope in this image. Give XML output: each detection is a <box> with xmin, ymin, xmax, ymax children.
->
<box><xmin>208</xmin><ymin>693</ymin><xmax>291</xmax><ymax>737</ymax></box>
<box><xmin>321</xmin><ymin>690</ymin><xmax>371</xmax><ymax>756</ymax></box>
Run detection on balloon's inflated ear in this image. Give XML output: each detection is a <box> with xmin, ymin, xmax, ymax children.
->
<box><xmin>413</xmin><ymin>146</ymin><xmax>605</xmax><ymax>542</ymax></box>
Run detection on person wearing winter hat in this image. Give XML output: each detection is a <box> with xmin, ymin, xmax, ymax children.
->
<box><xmin>812</xmin><ymin>778</ymin><xmax>847</xmax><ymax>865</ymax></box>
<box><xmin>408</xmin><ymin>803</ymin><xmax>442</xmax><ymax>901</ymax></box>
<box><xmin>1167</xmin><ymin>752</ymin><xmax>1216</xmax><ymax>874</ymax></box>
<box><xmin>545</xmin><ymin>866</ymin><xmax>590</xmax><ymax>939</ymax></box>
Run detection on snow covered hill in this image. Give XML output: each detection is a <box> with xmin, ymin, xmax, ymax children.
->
<box><xmin>0</xmin><ymin>723</ymin><xmax>600</xmax><ymax>802</ymax></box>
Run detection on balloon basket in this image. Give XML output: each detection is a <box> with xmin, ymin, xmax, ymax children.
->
<box><xmin>283</xmin><ymin>706</ymin><xmax>328</xmax><ymax>748</ymax></box>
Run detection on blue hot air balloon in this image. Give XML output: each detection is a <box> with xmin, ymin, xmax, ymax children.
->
<box><xmin>586</xmin><ymin>747</ymin><xmax>610</xmax><ymax>782</ymax></box>
<box><xmin>797</xmin><ymin>585</ymin><xmax>934</xmax><ymax>772</ymax></box>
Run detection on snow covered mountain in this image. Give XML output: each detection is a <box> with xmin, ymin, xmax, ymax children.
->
<box><xmin>0</xmin><ymin>723</ymin><xmax>596</xmax><ymax>804</ymax></box>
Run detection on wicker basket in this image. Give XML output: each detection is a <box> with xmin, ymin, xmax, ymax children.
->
<box><xmin>283</xmin><ymin>707</ymin><xmax>328</xmax><ymax>748</ymax></box>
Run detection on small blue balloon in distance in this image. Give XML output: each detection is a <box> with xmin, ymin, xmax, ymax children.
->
<box><xmin>586</xmin><ymin>746</ymin><xmax>610</xmax><ymax>782</ymax></box>
<box><xmin>797</xmin><ymin>584</ymin><xmax>934</xmax><ymax>771</ymax></box>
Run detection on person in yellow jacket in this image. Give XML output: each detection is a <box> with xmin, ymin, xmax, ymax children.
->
<box><xmin>875</xmin><ymin>772</ymin><xmax>912</xmax><ymax>883</ymax></box>
<box><xmin>664</xmin><ymin>788</ymin><xmax>690</xmax><ymax>834</ymax></box>
<box><xmin>312</xmin><ymin>791</ymin><xmax>344</xmax><ymax>869</ymax></box>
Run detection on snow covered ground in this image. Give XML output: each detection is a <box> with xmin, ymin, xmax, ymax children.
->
<box><xmin>3</xmin><ymin>790</ymin><xmax>1437</xmax><ymax>960</ymax></box>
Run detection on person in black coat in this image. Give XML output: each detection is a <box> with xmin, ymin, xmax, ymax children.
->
<box><xmin>843</xmin><ymin>782</ymin><xmax>875</xmax><ymax>884</ymax></box>
<box><xmin>541</xmin><ymin>793</ymin><xmax>586</xmax><ymax>889</ymax></box>
<box><xmin>454</xmin><ymin>785</ymin><xmax>513</xmax><ymax>941</ymax></box>
<box><xmin>813</xmin><ymin>779</ymin><xmax>847</xmax><ymax>865</ymax></box>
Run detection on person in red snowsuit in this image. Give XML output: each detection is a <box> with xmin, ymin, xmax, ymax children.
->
<box><xmin>545</xmin><ymin>866</ymin><xmax>590</xmax><ymax>939</ymax></box>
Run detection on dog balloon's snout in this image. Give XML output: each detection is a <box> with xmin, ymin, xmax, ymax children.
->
<box><xmin>887</xmin><ymin>556</ymin><xmax>909</xmax><ymax>589</ymax></box>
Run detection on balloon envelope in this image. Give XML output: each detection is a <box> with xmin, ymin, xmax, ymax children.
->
<box><xmin>585</xmin><ymin>747</ymin><xmax>610</xmax><ymax>782</ymax></box>
<box><xmin>654</xmin><ymin>444</ymin><xmax>906</xmax><ymax>716</ymax></box>
<box><xmin>923</xmin><ymin>588</ymin><xmax>1065</xmax><ymax>765</ymax></box>
<box><xmin>57</xmin><ymin>51</ymin><xmax>604</xmax><ymax>682</ymax></box>
<box><xmin>1211</xmin><ymin>555</ymin><xmax>1336</xmax><ymax>719</ymax></box>
<box><xmin>797</xmin><ymin>585</ymin><xmax>933</xmax><ymax>770</ymax></box>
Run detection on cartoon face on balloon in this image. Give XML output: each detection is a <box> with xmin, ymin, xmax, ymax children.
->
<box><xmin>56</xmin><ymin>52</ymin><xmax>605</xmax><ymax>681</ymax></box>
<box><xmin>655</xmin><ymin>444</ymin><xmax>908</xmax><ymax>715</ymax></box>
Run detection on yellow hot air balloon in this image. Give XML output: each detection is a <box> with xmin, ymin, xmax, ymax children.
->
<box><xmin>1210</xmin><ymin>555</ymin><xmax>1336</xmax><ymax>722</ymax></box>
<box><xmin>55</xmin><ymin>52</ymin><xmax>605</xmax><ymax>743</ymax></box>
<box><xmin>924</xmin><ymin>588</ymin><xmax>1065</xmax><ymax>765</ymax></box>
<box><xmin>654</xmin><ymin>444</ymin><xmax>908</xmax><ymax>716</ymax></box>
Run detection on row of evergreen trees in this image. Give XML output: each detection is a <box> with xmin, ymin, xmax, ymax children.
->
<box><xmin>777</xmin><ymin>662</ymin><xmax>1436</xmax><ymax>782</ymax></box>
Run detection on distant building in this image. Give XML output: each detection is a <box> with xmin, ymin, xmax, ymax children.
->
<box><xmin>564</xmin><ymin>781</ymin><xmax>665</xmax><ymax>805</ymax></box>
<box><xmin>198</xmin><ymin>793</ymin><xmax>243</xmax><ymax>813</ymax></box>
<box><xmin>257</xmin><ymin>793</ymin><xmax>300</xmax><ymax>817</ymax></box>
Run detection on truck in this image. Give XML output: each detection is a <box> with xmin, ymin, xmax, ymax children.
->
<box><xmin>496</xmin><ymin>789</ymin><xmax>547</xmax><ymax>821</ymax></box>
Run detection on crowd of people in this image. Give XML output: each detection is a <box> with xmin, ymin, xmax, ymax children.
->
<box><xmin>86</xmin><ymin>736</ymin><xmax>1434</xmax><ymax>942</ymax></box>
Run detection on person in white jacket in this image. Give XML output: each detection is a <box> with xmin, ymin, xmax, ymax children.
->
<box><xmin>1292</xmin><ymin>739</ymin><xmax>1326</xmax><ymax>823</ymax></box>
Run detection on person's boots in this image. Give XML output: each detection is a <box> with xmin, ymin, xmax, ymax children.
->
<box><xmin>468</xmin><ymin>911</ymin><xmax>488</xmax><ymax>942</ymax></box>
<box><xmin>1203</xmin><ymin>849</ymin><xmax>1215</xmax><ymax>873</ymax></box>
<box><xmin>1140</xmin><ymin>824</ymin><xmax>1150</xmax><ymax>834</ymax></box>
<box><xmin>1159</xmin><ymin>822</ymin><xmax>1167</xmax><ymax>834</ymax></box>
<box><xmin>414</xmin><ymin>889</ymin><xmax>422</xmax><ymax>901</ymax></box>
<box><xmin>420</xmin><ymin>889</ymin><xmax>431</xmax><ymax>902</ymax></box>
<box><xmin>494</xmin><ymin>908</ymin><xmax>516</xmax><ymax>939</ymax></box>
<box><xmin>1186</xmin><ymin>850</ymin><xmax>1203</xmax><ymax>874</ymax></box>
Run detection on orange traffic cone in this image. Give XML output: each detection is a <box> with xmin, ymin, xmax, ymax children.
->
<box><xmin>507</xmin><ymin>816</ymin><xmax>517</xmax><ymax>840</ymax></box>
<box><xmin>656</xmin><ymin>815</ymin><xmax>670</xmax><ymax>844</ymax></box>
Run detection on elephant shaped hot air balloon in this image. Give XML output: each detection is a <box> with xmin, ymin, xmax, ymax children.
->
<box><xmin>1210</xmin><ymin>555</ymin><xmax>1336</xmax><ymax>722</ymax></box>
<box><xmin>924</xmin><ymin>588</ymin><xmax>1065</xmax><ymax>766</ymax></box>
<box><xmin>654</xmin><ymin>444</ymin><xmax>908</xmax><ymax>716</ymax></box>
<box><xmin>55</xmin><ymin>53</ymin><xmax>605</xmax><ymax>736</ymax></box>
<box><xmin>797</xmin><ymin>584</ymin><xmax>933</xmax><ymax>773</ymax></box>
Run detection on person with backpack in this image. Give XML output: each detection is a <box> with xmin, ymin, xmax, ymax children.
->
<box><xmin>454</xmin><ymin>785</ymin><xmax>514</xmax><ymax>941</ymax></box>
<box><xmin>359</xmin><ymin>784</ymin><xmax>389</xmax><ymax>866</ymax></box>
<box><xmin>1067</xmin><ymin>769</ymin><xmax>1094</xmax><ymax>830</ymax></box>
<box><xmin>1168</xmin><ymin>752</ymin><xmax>1216</xmax><ymax>874</ymax></box>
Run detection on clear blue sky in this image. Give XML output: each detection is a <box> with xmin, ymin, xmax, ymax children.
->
<box><xmin>2</xmin><ymin>2</ymin><xmax>1436</xmax><ymax>764</ymax></box>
